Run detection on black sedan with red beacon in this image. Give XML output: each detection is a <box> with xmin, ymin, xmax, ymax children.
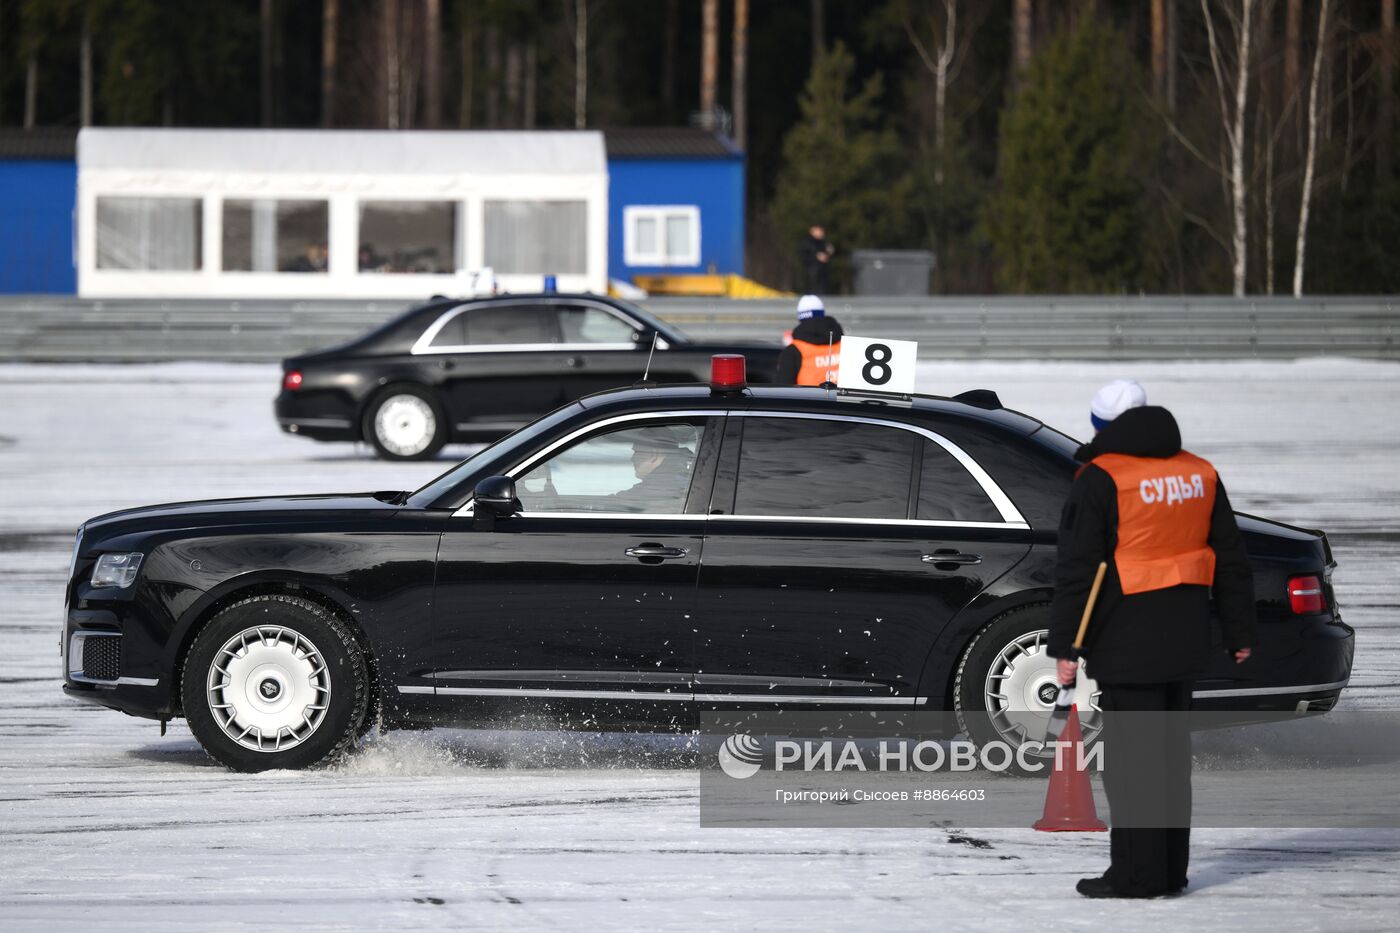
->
<box><xmin>275</xmin><ymin>292</ymin><xmax>780</xmax><ymax>460</ymax></box>
<box><xmin>66</xmin><ymin>356</ymin><xmax>1352</xmax><ymax>771</ymax></box>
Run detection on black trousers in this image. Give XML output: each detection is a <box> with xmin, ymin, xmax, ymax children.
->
<box><xmin>1098</xmin><ymin>681</ymin><xmax>1193</xmax><ymax>896</ymax></box>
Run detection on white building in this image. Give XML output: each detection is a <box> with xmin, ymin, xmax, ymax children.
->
<box><xmin>76</xmin><ymin>128</ymin><xmax>609</xmax><ymax>299</ymax></box>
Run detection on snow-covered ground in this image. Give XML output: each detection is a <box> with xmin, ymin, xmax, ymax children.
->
<box><xmin>1</xmin><ymin>360</ymin><xmax>1397</xmax><ymax>930</ymax></box>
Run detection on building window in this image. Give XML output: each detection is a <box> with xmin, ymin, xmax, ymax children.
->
<box><xmin>358</xmin><ymin>201</ymin><xmax>457</xmax><ymax>274</ymax></box>
<box><xmin>623</xmin><ymin>205</ymin><xmax>700</xmax><ymax>267</ymax></box>
<box><xmin>222</xmin><ymin>199</ymin><xmax>329</xmax><ymax>273</ymax></box>
<box><xmin>95</xmin><ymin>197</ymin><xmax>203</xmax><ymax>271</ymax></box>
<box><xmin>483</xmin><ymin>200</ymin><xmax>587</xmax><ymax>275</ymax></box>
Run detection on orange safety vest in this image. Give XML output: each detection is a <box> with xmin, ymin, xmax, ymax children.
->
<box><xmin>793</xmin><ymin>338</ymin><xmax>841</xmax><ymax>386</ymax></box>
<box><xmin>1092</xmin><ymin>451</ymin><xmax>1219</xmax><ymax>595</ymax></box>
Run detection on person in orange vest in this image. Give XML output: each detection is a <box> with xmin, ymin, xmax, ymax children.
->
<box><xmin>1049</xmin><ymin>379</ymin><xmax>1256</xmax><ymax>899</ymax></box>
<box><xmin>776</xmin><ymin>295</ymin><xmax>844</xmax><ymax>386</ymax></box>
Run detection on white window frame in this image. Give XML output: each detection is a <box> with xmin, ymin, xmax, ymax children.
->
<box><xmin>623</xmin><ymin>205</ymin><xmax>701</xmax><ymax>267</ymax></box>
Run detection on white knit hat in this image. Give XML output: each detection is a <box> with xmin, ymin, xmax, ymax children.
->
<box><xmin>1090</xmin><ymin>379</ymin><xmax>1147</xmax><ymax>429</ymax></box>
<box><xmin>796</xmin><ymin>294</ymin><xmax>825</xmax><ymax>320</ymax></box>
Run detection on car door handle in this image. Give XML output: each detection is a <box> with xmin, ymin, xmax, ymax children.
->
<box><xmin>567</xmin><ymin>356</ymin><xmax>585</xmax><ymax>368</ymax></box>
<box><xmin>625</xmin><ymin>545</ymin><xmax>690</xmax><ymax>561</ymax></box>
<box><xmin>922</xmin><ymin>551</ymin><xmax>982</xmax><ymax>566</ymax></box>
<box><xmin>438</xmin><ymin>359</ymin><xmax>455</xmax><ymax>370</ymax></box>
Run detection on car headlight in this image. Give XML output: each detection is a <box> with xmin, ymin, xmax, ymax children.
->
<box><xmin>91</xmin><ymin>552</ymin><xmax>143</xmax><ymax>588</ymax></box>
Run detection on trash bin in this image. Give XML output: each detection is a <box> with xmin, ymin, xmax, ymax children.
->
<box><xmin>851</xmin><ymin>249</ymin><xmax>935</xmax><ymax>296</ymax></box>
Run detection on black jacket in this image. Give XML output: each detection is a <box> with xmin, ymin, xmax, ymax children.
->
<box><xmin>775</xmin><ymin>317</ymin><xmax>845</xmax><ymax>385</ymax></box>
<box><xmin>1047</xmin><ymin>406</ymin><xmax>1257</xmax><ymax>684</ymax></box>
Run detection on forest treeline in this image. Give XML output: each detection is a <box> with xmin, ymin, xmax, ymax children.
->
<box><xmin>2</xmin><ymin>1</ymin><xmax>1397</xmax><ymax>294</ymax></box>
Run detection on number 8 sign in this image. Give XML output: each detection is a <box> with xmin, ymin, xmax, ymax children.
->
<box><xmin>837</xmin><ymin>335</ymin><xmax>918</xmax><ymax>395</ymax></box>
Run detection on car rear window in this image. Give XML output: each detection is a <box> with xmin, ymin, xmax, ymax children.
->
<box><xmin>733</xmin><ymin>418</ymin><xmax>914</xmax><ymax>520</ymax></box>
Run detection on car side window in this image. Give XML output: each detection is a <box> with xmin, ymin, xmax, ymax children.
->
<box><xmin>427</xmin><ymin>310</ymin><xmax>467</xmax><ymax>348</ymax></box>
<box><xmin>516</xmin><ymin>422</ymin><xmax>703</xmax><ymax>514</ymax></box>
<box><xmin>733</xmin><ymin>418</ymin><xmax>914</xmax><ymax>520</ymax></box>
<box><xmin>917</xmin><ymin>441</ymin><xmax>1002</xmax><ymax>522</ymax></box>
<box><xmin>462</xmin><ymin>306</ymin><xmax>555</xmax><ymax>345</ymax></box>
<box><xmin>557</xmin><ymin>306</ymin><xmax>638</xmax><ymax>345</ymax></box>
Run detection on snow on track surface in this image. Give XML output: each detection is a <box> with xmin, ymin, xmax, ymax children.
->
<box><xmin>1</xmin><ymin>359</ymin><xmax>1397</xmax><ymax>931</ymax></box>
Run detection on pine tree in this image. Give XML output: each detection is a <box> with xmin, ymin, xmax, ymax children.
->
<box><xmin>983</xmin><ymin>18</ymin><xmax>1152</xmax><ymax>293</ymax></box>
<box><xmin>770</xmin><ymin>41</ymin><xmax>911</xmax><ymax>290</ymax></box>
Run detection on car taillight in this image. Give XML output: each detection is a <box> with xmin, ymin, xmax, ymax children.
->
<box><xmin>1288</xmin><ymin>574</ymin><xmax>1326</xmax><ymax>614</ymax></box>
<box><xmin>283</xmin><ymin>370</ymin><xmax>303</xmax><ymax>391</ymax></box>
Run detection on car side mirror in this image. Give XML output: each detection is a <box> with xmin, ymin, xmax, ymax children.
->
<box><xmin>472</xmin><ymin>475</ymin><xmax>520</xmax><ymax>530</ymax></box>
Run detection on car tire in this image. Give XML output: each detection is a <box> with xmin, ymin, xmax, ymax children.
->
<box><xmin>182</xmin><ymin>595</ymin><xmax>369</xmax><ymax>772</ymax></box>
<box><xmin>952</xmin><ymin>604</ymin><xmax>1102</xmax><ymax>775</ymax></box>
<box><xmin>363</xmin><ymin>385</ymin><xmax>447</xmax><ymax>461</ymax></box>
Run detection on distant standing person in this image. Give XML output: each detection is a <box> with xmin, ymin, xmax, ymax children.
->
<box><xmin>776</xmin><ymin>295</ymin><xmax>844</xmax><ymax>386</ymax></box>
<box><xmin>801</xmin><ymin>225</ymin><xmax>834</xmax><ymax>294</ymax></box>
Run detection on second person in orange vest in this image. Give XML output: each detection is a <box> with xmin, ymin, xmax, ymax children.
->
<box><xmin>776</xmin><ymin>295</ymin><xmax>844</xmax><ymax>386</ymax></box>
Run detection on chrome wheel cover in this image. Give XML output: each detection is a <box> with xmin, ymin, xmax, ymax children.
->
<box><xmin>206</xmin><ymin>626</ymin><xmax>331</xmax><ymax>753</ymax></box>
<box><xmin>374</xmin><ymin>394</ymin><xmax>436</xmax><ymax>457</ymax></box>
<box><xmin>983</xmin><ymin>629</ymin><xmax>1102</xmax><ymax>747</ymax></box>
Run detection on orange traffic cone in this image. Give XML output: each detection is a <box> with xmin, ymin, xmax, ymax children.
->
<box><xmin>1033</xmin><ymin>705</ymin><xmax>1107</xmax><ymax>832</ymax></box>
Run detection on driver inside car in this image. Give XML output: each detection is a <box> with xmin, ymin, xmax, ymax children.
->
<box><xmin>612</xmin><ymin>427</ymin><xmax>696</xmax><ymax>513</ymax></box>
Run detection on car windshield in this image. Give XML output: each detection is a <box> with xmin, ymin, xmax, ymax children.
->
<box><xmin>406</xmin><ymin>403</ymin><xmax>587</xmax><ymax>508</ymax></box>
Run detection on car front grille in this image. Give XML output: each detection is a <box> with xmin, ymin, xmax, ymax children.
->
<box><xmin>76</xmin><ymin>633</ymin><xmax>121</xmax><ymax>682</ymax></box>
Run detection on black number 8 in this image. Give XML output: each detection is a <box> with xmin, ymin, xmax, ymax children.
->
<box><xmin>862</xmin><ymin>343</ymin><xmax>892</xmax><ymax>385</ymax></box>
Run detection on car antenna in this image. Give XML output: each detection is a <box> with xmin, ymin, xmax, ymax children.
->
<box><xmin>819</xmin><ymin>331</ymin><xmax>837</xmax><ymax>391</ymax></box>
<box><xmin>635</xmin><ymin>331</ymin><xmax>660</xmax><ymax>388</ymax></box>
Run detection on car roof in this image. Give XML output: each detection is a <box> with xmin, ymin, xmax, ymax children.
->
<box><xmin>574</xmin><ymin>383</ymin><xmax>1046</xmax><ymax>435</ymax></box>
<box><xmin>397</xmin><ymin>292</ymin><xmax>685</xmax><ymax>341</ymax></box>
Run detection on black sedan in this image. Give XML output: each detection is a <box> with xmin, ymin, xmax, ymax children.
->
<box><xmin>65</xmin><ymin>371</ymin><xmax>1353</xmax><ymax>771</ymax></box>
<box><xmin>275</xmin><ymin>292</ymin><xmax>780</xmax><ymax>460</ymax></box>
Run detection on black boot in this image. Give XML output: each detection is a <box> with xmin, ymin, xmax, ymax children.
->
<box><xmin>1076</xmin><ymin>876</ymin><xmax>1164</xmax><ymax>899</ymax></box>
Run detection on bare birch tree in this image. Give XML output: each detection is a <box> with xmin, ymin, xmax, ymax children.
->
<box><xmin>261</xmin><ymin>0</ymin><xmax>275</xmax><ymax>126</ymax></box>
<box><xmin>24</xmin><ymin>52</ymin><xmax>37</xmax><ymax>128</ymax></box>
<box><xmin>568</xmin><ymin>0</ymin><xmax>587</xmax><ymax>128</ymax></box>
<box><xmin>1293</xmin><ymin>0</ymin><xmax>1332</xmax><ymax>296</ymax></box>
<box><xmin>1202</xmin><ymin>0</ymin><xmax>1258</xmax><ymax>296</ymax></box>
<box><xmin>423</xmin><ymin>0</ymin><xmax>441</xmax><ymax>128</ymax></box>
<box><xmin>458</xmin><ymin>13</ymin><xmax>474</xmax><ymax>128</ymax></box>
<box><xmin>733</xmin><ymin>0</ymin><xmax>749</xmax><ymax>149</ymax></box>
<box><xmin>1152</xmin><ymin>0</ymin><xmax>1167</xmax><ymax>102</ymax></box>
<box><xmin>900</xmin><ymin>0</ymin><xmax>979</xmax><ymax>184</ymax></box>
<box><xmin>1013</xmin><ymin>0</ymin><xmax>1032</xmax><ymax>78</ymax></box>
<box><xmin>322</xmin><ymin>0</ymin><xmax>339</xmax><ymax>127</ymax></box>
<box><xmin>1382</xmin><ymin>0</ymin><xmax>1396</xmax><ymax>181</ymax></box>
<box><xmin>80</xmin><ymin>7</ymin><xmax>92</xmax><ymax>126</ymax></box>
<box><xmin>384</xmin><ymin>0</ymin><xmax>400</xmax><ymax>128</ymax></box>
<box><xmin>701</xmin><ymin>0</ymin><xmax>718</xmax><ymax>130</ymax></box>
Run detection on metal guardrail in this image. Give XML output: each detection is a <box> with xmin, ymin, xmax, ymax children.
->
<box><xmin>0</xmin><ymin>295</ymin><xmax>1396</xmax><ymax>361</ymax></box>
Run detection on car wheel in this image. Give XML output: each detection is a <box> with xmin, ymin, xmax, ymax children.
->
<box><xmin>364</xmin><ymin>385</ymin><xmax>447</xmax><ymax>460</ymax></box>
<box><xmin>182</xmin><ymin>595</ymin><xmax>369</xmax><ymax>772</ymax></box>
<box><xmin>952</xmin><ymin>604</ymin><xmax>1102</xmax><ymax>773</ymax></box>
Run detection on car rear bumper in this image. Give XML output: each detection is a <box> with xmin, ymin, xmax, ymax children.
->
<box><xmin>274</xmin><ymin>391</ymin><xmax>359</xmax><ymax>441</ymax></box>
<box><xmin>1193</xmin><ymin>615</ymin><xmax>1354</xmax><ymax>712</ymax></box>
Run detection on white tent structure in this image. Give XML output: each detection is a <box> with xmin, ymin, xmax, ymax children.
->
<box><xmin>76</xmin><ymin>129</ymin><xmax>609</xmax><ymax>299</ymax></box>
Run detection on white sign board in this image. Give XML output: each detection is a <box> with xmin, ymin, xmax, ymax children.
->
<box><xmin>837</xmin><ymin>336</ymin><xmax>919</xmax><ymax>394</ymax></box>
